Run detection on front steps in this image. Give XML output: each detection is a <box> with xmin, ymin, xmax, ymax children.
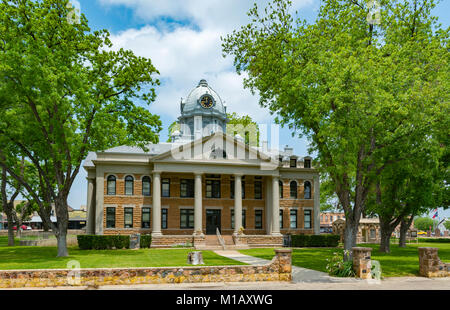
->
<box><xmin>195</xmin><ymin>235</ymin><xmax>250</xmax><ymax>250</ymax></box>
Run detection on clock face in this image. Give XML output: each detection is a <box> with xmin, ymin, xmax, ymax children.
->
<box><xmin>200</xmin><ymin>95</ymin><xmax>214</xmax><ymax>108</ymax></box>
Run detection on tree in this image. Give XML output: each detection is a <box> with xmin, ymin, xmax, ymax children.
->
<box><xmin>444</xmin><ymin>220</ymin><xmax>450</xmax><ymax>231</ymax></box>
<box><xmin>226</xmin><ymin>112</ymin><xmax>260</xmax><ymax>146</ymax></box>
<box><xmin>414</xmin><ymin>217</ymin><xmax>437</xmax><ymax>231</ymax></box>
<box><xmin>222</xmin><ymin>0</ymin><xmax>449</xmax><ymax>257</ymax></box>
<box><xmin>0</xmin><ymin>0</ymin><xmax>162</xmax><ymax>256</ymax></box>
<box><xmin>167</xmin><ymin>112</ymin><xmax>260</xmax><ymax>146</ymax></box>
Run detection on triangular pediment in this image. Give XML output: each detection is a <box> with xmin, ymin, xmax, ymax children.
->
<box><xmin>150</xmin><ymin>132</ymin><xmax>273</xmax><ymax>165</ymax></box>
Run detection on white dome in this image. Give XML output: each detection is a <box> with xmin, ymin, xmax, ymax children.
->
<box><xmin>182</xmin><ymin>79</ymin><xmax>226</xmax><ymax>114</ymax></box>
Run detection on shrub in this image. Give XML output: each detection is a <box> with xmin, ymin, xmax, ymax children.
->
<box><xmin>326</xmin><ymin>251</ymin><xmax>355</xmax><ymax>277</ymax></box>
<box><xmin>77</xmin><ymin>235</ymin><xmax>131</xmax><ymax>250</ymax></box>
<box><xmin>418</xmin><ymin>238</ymin><xmax>450</xmax><ymax>243</ymax></box>
<box><xmin>291</xmin><ymin>234</ymin><xmax>340</xmax><ymax>247</ymax></box>
<box><xmin>140</xmin><ymin>235</ymin><xmax>152</xmax><ymax>248</ymax></box>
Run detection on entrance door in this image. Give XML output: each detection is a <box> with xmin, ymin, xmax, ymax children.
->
<box><xmin>206</xmin><ymin>209</ymin><xmax>221</xmax><ymax>235</ymax></box>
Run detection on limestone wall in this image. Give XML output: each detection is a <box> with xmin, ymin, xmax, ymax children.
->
<box><xmin>0</xmin><ymin>249</ymin><xmax>292</xmax><ymax>288</ymax></box>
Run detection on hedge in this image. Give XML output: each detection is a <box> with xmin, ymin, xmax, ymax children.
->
<box><xmin>418</xmin><ymin>238</ymin><xmax>450</xmax><ymax>243</ymax></box>
<box><xmin>291</xmin><ymin>234</ymin><xmax>340</xmax><ymax>247</ymax></box>
<box><xmin>77</xmin><ymin>235</ymin><xmax>131</xmax><ymax>250</ymax></box>
<box><xmin>140</xmin><ymin>235</ymin><xmax>152</xmax><ymax>248</ymax></box>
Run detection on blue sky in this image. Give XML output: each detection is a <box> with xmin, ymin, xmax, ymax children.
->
<box><xmin>68</xmin><ymin>0</ymin><xmax>449</xmax><ymax>220</ymax></box>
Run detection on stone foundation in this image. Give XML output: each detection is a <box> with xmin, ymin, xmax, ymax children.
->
<box><xmin>418</xmin><ymin>247</ymin><xmax>450</xmax><ymax>278</ymax></box>
<box><xmin>352</xmin><ymin>247</ymin><xmax>372</xmax><ymax>279</ymax></box>
<box><xmin>150</xmin><ymin>235</ymin><xmax>195</xmax><ymax>248</ymax></box>
<box><xmin>0</xmin><ymin>249</ymin><xmax>292</xmax><ymax>288</ymax></box>
<box><xmin>233</xmin><ymin>235</ymin><xmax>283</xmax><ymax>248</ymax></box>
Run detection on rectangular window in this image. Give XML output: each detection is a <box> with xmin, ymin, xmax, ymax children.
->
<box><xmin>106</xmin><ymin>207</ymin><xmax>115</xmax><ymax>228</ymax></box>
<box><xmin>290</xmin><ymin>209</ymin><xmax>298</xmax><ymax>229</ymax></box>
<box><xmin>206</xmin><ymin>180</ymin><xmax>221</xmax><ymax>198</ymax></box>
<box><xmin>124</xmin><ymin>207</ymin><xmax>133</xmax><ymax>228</ymax></box>
<box><xmin>162</xmin><ymin>178</ymin><xmax>170</xmax><ymax>197</ymax></box>
<box><xmin>180</xmin><ymin>209</ymin><xmax>194</xmax><ymax>229</ymax></box>
<box><xmin>280</xmin><ymin>210</ymin><xmax>283</xmax><ymax>229</ymax></box>
<box><xmin>254</xmin><ymin>181</ymin><xmax>262</xmax><ymax>199</ymax></box>
<box><xmin>231</xmin><ymin>209</ymin><xmax>246</xmax><ymax>229</ymax></box>
<box><xmin>180</xmin><ymin>179</ymin><xmax>194</xmax><ymax>198</ymax></box>
<box><xmin>304</xmin><ymin>210</ymin><xmax>311</xmax><ymax>229</ymax></box>
<box><xmin>141</xmin><ymin>207</ymin><xmax>150</xmax><ymax>228</ymax></box>
<box><xmin>255</xmin><ymin>210</ymin><xmax>263</xmax><ymax>229</ymax></box>
<box><xmin>162</xmin><ymin>208</ymin><xmax>168</xmax><ymax>229</ymax></box>
<box><xmin>370</xmin><ymin>229</ymin><xmax>376</xmax><ymax>239</ymax></box>
<box><xmin>304</xmin><ymin>159</ymin><xmax>311</xmax><ymax>168</ymax></box>
<box><xmin>290</xmin><ymin>158</ymin><xmax>297</xmax><ymax>168</ymax></box>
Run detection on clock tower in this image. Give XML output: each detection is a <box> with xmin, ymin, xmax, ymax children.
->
<box><xmin>173</xmin><ymin>79</ymin><xmax>229</xmax><ymax>142</ymax></box>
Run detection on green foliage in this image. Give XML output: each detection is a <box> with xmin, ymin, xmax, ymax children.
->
<box><xmin>444</xmin><ymin>221</ymin><xmax>450</xmax><ymax>231</ymax></box>
<box><xmin>325</xmin><ymin>251</ymin><xmax>355</xmax><ymax>277</ymax></box>
<box><xmin>77</xmin><ymin>235</ymin><xmax>130</xmax><ymax>250</ymax></box>
<box><xmin>222</xmin><ymin>0</ymin><xmax>449</xmax><ymax>252</ymax></box>
<box><xmin>139</xmin><ymin>235</ymin><xmax>152</xmax><ymax>248</ymax></box>
<box><xmin>414</xmin><ymin>217</ymin><xmax>437</xmax><ymax>231</ymax></box>
<box><xmin>0</xmin><ymin>0</ymin><xmax>162</xmax><ymax>256</ymax></box>
<box><xmin>291</xmin><ymin>234</ymin><xmax>340</xmax><ymax>247</ymax></box>
<box><xmin>226</xmin><ymin>112</ymin><xmax>260</xmax><ymax>146</ymax></box>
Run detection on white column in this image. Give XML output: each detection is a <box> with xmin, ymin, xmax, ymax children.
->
<box><xmin>265</xmin><ymin>176</ymin><xmax>273</xmax><ymax>234</ymax></box>
<box><xmin>233</xmin><ymin>174</ymin><xmax>243</xmax><ymax>235</ymax></box>
<box><xmin>194</xmin><ymin>172</ymin><xmax>204</xmax><ymax>236</ymax></box>
<box><xmin>152</xmin><ymin>171</ymin><xmax>162</xmax><ymax>237</ymax></box>
<box><xmin>271</xmin><ymin>176</ymin><xmax>281</xmax><ymax>236</ymax></box>
<box><xmin>314</xmin><ymin>175</ymin><xmax>320</xmax><ymax>235</ymax></box>
<box><xmin>95</xmin><ymin>168</ymin><xmax>104</xmax><ymax>235</ymax></box>
<box><xmin>86</xmin><ymin>178</ymin><xmax>95</xmax><ymax>234</ymax></box>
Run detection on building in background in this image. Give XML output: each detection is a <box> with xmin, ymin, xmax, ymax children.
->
<box><xmin>320</xmin><ymin>212</ymin><xmax>345</xmax><ymax>233</ymax></box>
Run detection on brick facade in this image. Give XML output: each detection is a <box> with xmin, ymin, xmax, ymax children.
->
<box><xmin>101</xmin><ymin>173</ymin><xmax>316</xmax><ymax>236</ymax></box>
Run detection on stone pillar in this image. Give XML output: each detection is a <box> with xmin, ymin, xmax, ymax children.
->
<box><xmin>352</xmin><ymin>247</ymin><xmax>372</xmax><ymax>279</ymax></box>
<box><xmin>152</xmin><ymin>171</ymin><xmax>162</xmax><ymax>237</ymax></box>
<box><xmin>233</xmin><ymin>174</ymin><xmax>243</xmax><ymax>236</ymax></box>
<box><xmin>86</xmin><ymin>178</ymin><xmax>96</xmax><ymax>234</ymax></box>
<box><xmin>418</xmin><ymin>247</ymin><xmax>450</xmax><ymax>277</ymax></box>
<box><xmin>271</xmin><ymin>176</ymin><xmax>281</xmax><ymax>236</ymax></box>
<box><xmin>95</xmin><ymin>168</ymin><xmax>104</xmax><ymax>235</ymax></box>
<box><xmin>194</xmin><ymin>172</ymin><xmax>204</xmax><ymax>236</ymax></box>
<box><xmin>313</xmin><ymin>175</ymin><xmax>320</xmax><ymax>235</ymax></box>
<box><xmin>274</xmin><ymin>249</ymin><xmax>292</xmax><ymax>281</ymax></box>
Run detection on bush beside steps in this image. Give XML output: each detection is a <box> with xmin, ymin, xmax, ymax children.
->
<box><xmin>77</xmin><ymin>235</ymin><xmax>152</xmax><ymax>250</ymax></box>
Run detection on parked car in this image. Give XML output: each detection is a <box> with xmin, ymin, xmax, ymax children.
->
<box><xmin>417</xmin><ymin>231</ymin><xmax>427</xmax><ymax>235</ymax></box>
<box><xmin>12</xmin><ymin>225</ymin><xmax>31</xmax><ymax>230</ymax></box>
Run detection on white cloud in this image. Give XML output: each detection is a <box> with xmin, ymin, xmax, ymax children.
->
<box><xmin>102</xmin><ymin>0</ymin><xmax>316</xmax><ymax>123</ymax></box>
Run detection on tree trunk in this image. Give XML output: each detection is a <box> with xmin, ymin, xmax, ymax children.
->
<box><xmin>379</xmin><ymin>228</ymin><xmax>392</xmax><ymax>253</ymax></box>
<box><xmin>343</xmin><ymin>220</ymin><xmax>358</xmax><ymax>261</ymax></box>
<box><xmin>6</xmin><ymin>214</ymin><xmax>15</xmax><ymax>246</ymax></box>
<box><xmin>54</xmin><ymin>197</ymin><xmax>69</xmax><ymax>257</ymax></box>
<box><xmin>56</xmin><ymin>231</ymin><xmax>68</xmax><ymax>257</ymax></box>
<box><xmin>399</xmin><ymin>216</ymin><xmax>413</xmax><ymax>248</ymax></box>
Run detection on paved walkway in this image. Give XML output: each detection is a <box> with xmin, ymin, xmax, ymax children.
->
<box><xmin>214</xmin><ymin>250</ymin><xmax>359</xmax><ymax>283</ymax></box>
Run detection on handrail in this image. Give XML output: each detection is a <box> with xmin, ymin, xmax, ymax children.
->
<box><xmin>216</xmin><ymin>227</ymin><xmax>226</xmax><ymax>250</ymax></box>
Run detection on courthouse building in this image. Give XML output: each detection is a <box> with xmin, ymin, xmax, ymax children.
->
<box><xmin>83</xmin><ymin>80</ymin><xmax>320</xmax><ymax>248</ymax></box>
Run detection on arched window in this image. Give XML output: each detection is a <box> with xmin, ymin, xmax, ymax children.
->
<box><xmin>304</xmin><ymin>181</ymin><xmax>311</xmax><ymax>199</ymax></box>
<box><xmin>279</xmin><ymin>180</ymin><xmax>283</xmax><ymax>198</ymax></box>
<box><xmin>107</xmin><ymin>175</ymin><xmax>116</xmax><ymax>195</ymax></box>
<box><xmin>125</xmin><ymin>175</ymin><xmax>134</xmax><ymax>195</ymax></box>
<box><xmin>290</xmin><ymin>181</ymin><xmax>297</xmax><ymax>198</ymax></box>
<box><xmin>142</xmin><ymin>176</ymin><xmax>151</xmax><ymax>196</ymax></box>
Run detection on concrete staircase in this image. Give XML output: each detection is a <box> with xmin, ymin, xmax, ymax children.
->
<box><xmin>195</xmin><ymin>235</ymin><xmax>249</xmax><ymax>250</ymax></box>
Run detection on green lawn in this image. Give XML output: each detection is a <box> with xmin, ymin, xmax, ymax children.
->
<box><xmin>0</xmin><ymin>237</ymin><xmax>246</xmax><ymax>270</ymax></box>
<box><xmin>240</xmin><ymin>242</ymin><xmax>450</xmax><ymax>277</ymax></box>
